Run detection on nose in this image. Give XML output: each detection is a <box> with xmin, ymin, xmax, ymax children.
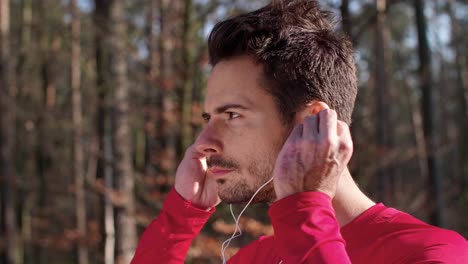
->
<box><xmin>194</xmin><ymin>124</ymin><xmax>223</xmax><ymax>156</ymax></box>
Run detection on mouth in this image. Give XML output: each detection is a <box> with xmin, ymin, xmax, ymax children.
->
<box><xmin>208</xmin><ymin>167</ymin><xmax>234</xmax><ymax>177</ymax></box>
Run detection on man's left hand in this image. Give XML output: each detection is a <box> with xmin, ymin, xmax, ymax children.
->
<box><xmin>273</xmin><ymin>109</ymin><xmax>353</xmax><ymax>200</ymax></box>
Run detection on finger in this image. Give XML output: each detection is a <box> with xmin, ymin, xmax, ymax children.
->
<box><xmin>318</xmin><ymin>109</ymin><xmax>337</xmax><ymax>140</ymax></box>
<box><xmin>338</xmin><ymin>121</ymin><xmax>353</xmax><ymax>149</ymax></box>
<box><xmin>336</xmin><ymin>120</ymin><xmax>350</xmax><ymax>138</ymax></box>
<box><xmin>303</xmin><ymin>114</ymin><xmax>318</xmax><ymax>141</ymax></box>
<box><xmin>336</xmin><ymin>121</ymin><xmax>353</xmax><ymax>162</ymax></box>
<box><xmin>186</xmin><ymin>145</ymin><xmax>205</xmax><ymax>159</ymax></box>
<box><xmin>287</xmin><ymin>123</ymin><xmax>304</xmax><ymax>142</ymax></box>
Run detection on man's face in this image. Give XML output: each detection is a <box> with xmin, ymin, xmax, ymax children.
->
<box><xmin>195</xmin><ymin>56</ymin><xmax>291</xmax><ymax>204</ymax></box>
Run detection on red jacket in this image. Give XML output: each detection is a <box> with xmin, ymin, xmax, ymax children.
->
<box><xmin>132</xmin><ymin>188</ymin><xmax>468</xmax><ymax>263</ymax></box>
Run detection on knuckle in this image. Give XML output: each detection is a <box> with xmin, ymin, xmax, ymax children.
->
<box><xmin>320</xmin><ymin>136</ymin><xmax>335</xmax><ymax>148</ymax></box>
<box><xmin>340</xmin><ymin>140</ymin><xmax>353</xmax><ymax>152</ymax></box>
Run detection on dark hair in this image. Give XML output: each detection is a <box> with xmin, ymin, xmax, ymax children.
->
<box><xmin>208</xmin><ymin>0</ymin><xmax>357</xmax><ymax>125</ymax></box>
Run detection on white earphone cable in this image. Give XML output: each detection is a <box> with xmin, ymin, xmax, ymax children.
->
<box><xmin>221</xmin><ymin>176</ymin><xmax>275</xmax><ymax>263</ymax></box>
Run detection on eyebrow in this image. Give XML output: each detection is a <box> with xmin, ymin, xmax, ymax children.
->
<box><xmin>202</xmin><ymin>104</ymin><xmax>249</xmax><ymax>119</ymax></box>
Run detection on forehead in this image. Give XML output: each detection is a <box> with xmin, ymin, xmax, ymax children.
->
<box><xmin>204</xmin><ymin>56</ymin><xmax>271</xmax><ymax>111</ymax></box>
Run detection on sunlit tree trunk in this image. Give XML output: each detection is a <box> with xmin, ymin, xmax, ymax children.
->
<box><xmin>109</xmin><ymin>1</ymin><xmax>137</xmax><ymax>263</ymax></box>
<box><xmin>104</xmin><ymin>122</ymin><xmax>115</xmax><ymax>264</ymax></box>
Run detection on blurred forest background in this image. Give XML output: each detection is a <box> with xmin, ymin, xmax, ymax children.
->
<box><xmin>0</xmin><ymin>0</ymin><xmax>467</xmax><ymax>263</ymax></box>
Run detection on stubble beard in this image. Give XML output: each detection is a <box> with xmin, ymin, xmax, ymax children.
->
<box><xmin>217</xmin><ymin>153</ymin><xmax>277</xmax><ymax>204</ymax></box>
<box><xmin>215</xmin><ymin>124</ymin><xmax>291</xmax><ymax>204</ymax></box>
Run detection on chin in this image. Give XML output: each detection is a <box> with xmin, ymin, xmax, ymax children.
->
<box><xmin>218</xmin><ymin>187</ymin><xmax>275</xmax><ymax>204</ymax></box>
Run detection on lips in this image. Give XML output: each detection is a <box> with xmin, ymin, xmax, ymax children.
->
<box><xmin>208</xmin><ymin>167</ymin><xmax>234</xmax><ymax>177</ymax></box>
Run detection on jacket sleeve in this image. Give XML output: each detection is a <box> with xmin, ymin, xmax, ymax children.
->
<box><xmin>269</xmin><ymin>191</ymin><xmax>351</xmax><ymax>264</ymax></box>
<box><xmin>131</xmin><ymin>188</ymin><xmax>214</xmax><ymax>264</ymax></box>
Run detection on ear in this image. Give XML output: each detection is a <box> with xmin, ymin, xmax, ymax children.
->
<box><xmin>293</xmin><ymin>100</ymin><xmax>330</xmax><ymax>124</ymax></box>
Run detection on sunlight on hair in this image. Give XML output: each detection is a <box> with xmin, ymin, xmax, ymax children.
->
<box><xmin>271</xmin><ymin>0</ymin><xmax>285</xmax><ymax>11</ymax></box>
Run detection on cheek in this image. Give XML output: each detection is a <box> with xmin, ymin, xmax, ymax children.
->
<box><xmin>226</xmin><ymin>121</ymin><xmax>287</xmax><ymax>167</ymax></box>
<box><xmin>245</xmin><ymin>135</ymin><xmax>282</xmax><ymax>167</ymax></box>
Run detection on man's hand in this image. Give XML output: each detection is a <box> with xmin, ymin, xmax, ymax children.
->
<box><xmin>273</xmin><ymin>109</ymin><xmax>353</xmax><ymax>200</ymax></box>
<box><xmin>174</xmin><ymin>145</ymin><xmax>221</xmax><ymax>210</ymax></box>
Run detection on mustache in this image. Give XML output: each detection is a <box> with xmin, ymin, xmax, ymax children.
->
<box><xmin>207</xmin><ymin>156</ymin><xmax>239</xmax><ymax>170</ymax></box>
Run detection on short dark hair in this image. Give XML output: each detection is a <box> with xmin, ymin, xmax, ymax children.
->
<box><xmin>208</xmin><ymin>0</ymin><xmax>357</xmax><ymax>125</ymax></box>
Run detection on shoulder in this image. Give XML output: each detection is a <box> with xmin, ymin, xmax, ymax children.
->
<box><xmin>374</xmin><ymin>207</ymin><xmax>466</xmax><ymax>251</ymax></box>
<box><xmin>387</xmin><ymin>210</ymin><xmax>466</xmax><ymax>246</ymax></box>
<box><xmin>400</xmin><ymin>227</ymin><xmax>468</xmax><ymax>263</ymax></box>
<box><xmin>344</xmin><ymin>205</ymin><xmax>468</xmax><ymax>263</ymax></box>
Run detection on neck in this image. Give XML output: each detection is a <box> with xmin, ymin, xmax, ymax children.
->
<box><xmin>332</xmin><ymin>168</ymin><xmax>375</xmax><ymax>227</ymax></box>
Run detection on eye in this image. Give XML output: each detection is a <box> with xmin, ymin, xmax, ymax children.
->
<box><xmin>226</xmin><ymin>111</ymin><xmax>240</xmax><ymax>120</ymax></box>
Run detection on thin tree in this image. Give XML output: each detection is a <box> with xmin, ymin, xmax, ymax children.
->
<box><xmin>15</xmin><ymin>0</ymin><xmax>34</xmax><ymax>262</ymax></box>
<box><xmin>414</xmin><ymin>0</ymin><xmax>444</xmax><ymax>227</ymax></box>
<box><xmin>159</xmin><ymin>0</ymin><xmax>179</xmax><ymax>178</ymax></box>
<box><xmin>446</xmin><ymin>0</ymin><xmax>468</xmax><ymax>197</ymax></box>
<box><xmin>70</xmin><ymin>0</ymin><xmax>88</xmax><ymax>263</ymax></box>
<box><xmin>374</xmin><ymin>0</ymin><xmax>393</xmax><ymax>203</ymax></box>
<box><xmin>93</xmin><ymin>0</ymin><xmax>115</xmax><ymax>262</ymax></box>
<box><xmin>144</xmin><ymin>0</ymin><xmax>160</xmax><ymax>177</ymax></box>
<box><xmin>340</xmin><ymin>0</ymin><xmax>352</xmax><ymax>38</ymax></box>
<box><xmin>109</xmin><ymin>0</ymin><xmax>137</xmax><ymax>262</ymax></box>
<box><xmin>180</xmin><ymin>0</ymin><xmax>195</xmax><ymax>152</ymax></box>
<box><xmin>35</xmin><ymin>1</ymin><xmax>54</xmax><ymax>261</ymax></box>
<box><xmin>0</xmin><ymin>0</ymin><xmax>17</xmax><ymax>263</ymax></box>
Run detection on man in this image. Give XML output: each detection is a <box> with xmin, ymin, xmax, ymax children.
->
<box><xmin>132</xmin><ymin>1</ymin><xmax>467</xmax><ymax>263</ymax></box>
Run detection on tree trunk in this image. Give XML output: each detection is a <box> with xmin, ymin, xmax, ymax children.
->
<box><xmin>159</xmin><ymin>0</ymin><xmax>179</xmax><ymax>178</ymax></box>
<box><xmin>180</xmin><ymin>0</ymin><xmax>194</xmax><ymax>153</ymax></box>
<box><xmin>144</xmin><ymin>0</ymin><xmax>161</xmax><ymax>176</ymax></box>
<box><xmin>15</xmin><ymin>0</ymin><xmax>32</xmax><ymax>97</ymax></box>
<box><xmin>109</xmin><ymin>1</ymin><xmax>137</xmax><ymax>263</ymax></box>
<box><xmin>0</xmin><ymin>0</ymin><xmax>17</xmax><ymax>263</ymax></box>
<box><xmin>104</xmin><ymin>121</ymin><xmax>115</xmax><ymax>264</ymax></box>
<box><xmin>70</xmin><ymin>1</ymin><xmax>89</xmax><ymax>264</ymax></box>
<box><xmin>15</xmin><ymin>3</ymin><xmax>34</xmax><ymax>261</ymax></box>
<box><xmin>34</xmin><ymin>1</ymin><xmax>54</xmax><ymax>262</ymax></box>
<box><xmin>340</xmin><ymin>0</ymin><xmax>352</xmax><ymax>38</ymax></box>
<box><xmin>93</xmin><ymin>1</ymin><xmax>114</xmax><ymax>262</ymax></box>
<box><xmin>414</xmin><ymin>0</ymin><xmax>444</xmax><ymax>227</ymax></box>
<box><xmin>374</xmin><ymin>0</ymin><xmax>393</xmax><ymax>203</ymax></box>
<box><xmin>446</xmin><ymin>0</ymin><xmax>468</xmax><ymax>198</ymax></box>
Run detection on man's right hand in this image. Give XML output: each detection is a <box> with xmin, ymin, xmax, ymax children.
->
<box><xmin>174</xmin><ymin>145</ymin><xmax>221</xmax><ymax>210</ymax></box>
